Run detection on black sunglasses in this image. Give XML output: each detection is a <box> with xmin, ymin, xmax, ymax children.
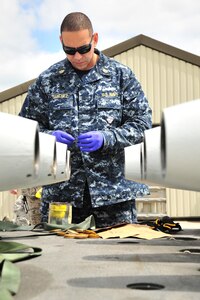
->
<box><xmin>62</xmin><ymin>36</ymin><xmax>93</xmax><ymax>55</ymax></box>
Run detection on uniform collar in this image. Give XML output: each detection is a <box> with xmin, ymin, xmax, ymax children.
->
<box><xmin>55</xmin><ymin>50</ymin><xmax>112</xmax><ymax>80</ymax></box>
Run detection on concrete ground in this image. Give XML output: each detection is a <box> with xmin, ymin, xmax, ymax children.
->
<box><xmin>2</xmin><ymin>221</ymin><xmax>200</xmax><ymax>300</ymax></box>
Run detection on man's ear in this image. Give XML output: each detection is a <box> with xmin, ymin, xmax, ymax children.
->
<box><xmin>93</xmin><ymin>32</ymin><xmax>99</xmax><ymax>47</ymax></box>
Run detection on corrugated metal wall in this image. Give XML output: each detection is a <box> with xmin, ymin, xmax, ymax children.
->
<box><xmin>0</xmin><ymin>94</ymin><xmax>26</xmax><ymax>114</ymax></box>
<box><xmin>0</xmin><ymin>44</ymin><xmax>200</xmax><ymax>219</ymax></box>
<box><xmin>114</xmin><ymin>45</ymin><xmax>200</xmax><ymax>218</ymax></box>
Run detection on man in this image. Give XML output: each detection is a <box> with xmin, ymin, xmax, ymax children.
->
<box><xmin>19</xmin><ymin>12</ymin><xmax>152</xmax><ymax>228</ymax></box>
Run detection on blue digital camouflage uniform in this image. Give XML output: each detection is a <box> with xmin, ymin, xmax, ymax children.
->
<box><xmin>19</xmin><ymin>49</ymin><xmax>152</xmax><ymax>227</ymax></box>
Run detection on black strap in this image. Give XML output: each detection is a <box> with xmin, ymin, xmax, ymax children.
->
<box><xmin>140</xmin><ymin>216</ymin><xmax>182</xmax><ymax>234</ymax></box>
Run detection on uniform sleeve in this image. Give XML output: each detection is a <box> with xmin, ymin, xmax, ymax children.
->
<box><xmin>102</xmin><ymin>68</ymin><xmax>152</xmax><ymax>151</ymax></box>
<box><xmin>19</xmin><ymin>77</ymin><xmax>52</xmax><ymax>134</ymax></box>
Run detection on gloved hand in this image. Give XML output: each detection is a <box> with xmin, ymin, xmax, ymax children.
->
<box><xmin>78</xmin><ymin>131</ymin><xmax>104</xmax><ymax>152</ymax></box>
<box><xmin>52</xmin><ymin>130</ymin><xmax>75</xmax><ymax>147</ymax></box>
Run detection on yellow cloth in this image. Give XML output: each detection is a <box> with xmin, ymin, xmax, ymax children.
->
<box><xmin>35</xmin><ymin>188</ymin><xmax>42</xmax><ymax>199</ymax></box>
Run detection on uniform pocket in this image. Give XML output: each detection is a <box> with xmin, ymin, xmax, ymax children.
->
<box><xmin>97</xmin><ymin>96</ymin><xmax>122</xmax><ymax>128</ymax></box>
<box><xmin>49</xmin><ymin>94</ymin><xmax>75</xmax><ymax>130</ymax></box>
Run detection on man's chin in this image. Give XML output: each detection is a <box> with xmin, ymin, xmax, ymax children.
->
<box><xmin>73</xmin><ymin>62</ymin><xmax>87</xmax><ymax>70</ymax></box>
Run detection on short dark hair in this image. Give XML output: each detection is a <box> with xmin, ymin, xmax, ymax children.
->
<box><xmin>60</xmin><ymin>12</ymin><xmax>93</xmax><ymax>35</ymax></box>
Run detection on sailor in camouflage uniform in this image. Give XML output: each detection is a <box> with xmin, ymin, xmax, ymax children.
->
<box><xmin>19</xmin><ymin>12</ymin><xmax>152</xmax><ymax>228</ymax></box>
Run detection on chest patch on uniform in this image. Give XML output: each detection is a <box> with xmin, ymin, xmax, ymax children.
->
<box><xmin>102</xmin><ymin>92</ymin><xmax>118</xmax><ymax>98</ymax></box>
<box><xmin>53</xmin><ymin>93</ymin><xmax>69</xmax><ymax>99</ymax></box>
<box><xmin>106</xmin><ymin>116</ymin><xmax>114</xmax><ymax>124</ymax></box>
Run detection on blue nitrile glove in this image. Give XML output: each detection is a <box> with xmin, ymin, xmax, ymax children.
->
<box><xmin>52</xmin><ymin>130</ymin><xmax>75</xmax><ymax>146</ymax></box>
<box><xmin>78</xmin><ymin>131</ymin><xmax>104</xmax><ymax>152</ymax></box>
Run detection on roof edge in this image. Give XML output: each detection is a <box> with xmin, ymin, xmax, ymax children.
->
<box><xmin>103</xmin><ymin>34</ymin><xmax>200</xmax><ymax>67</ymax></box>
<box><xmin>0</xmin><ymin>79</ymin><xmax>35</xmax><ymax>103</ymax></box>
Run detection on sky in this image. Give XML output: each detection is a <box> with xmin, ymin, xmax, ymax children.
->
<box><xmin>0</xmin><ymin>0</ymin><xmax>199</xmax><ymax>92</ymax></box>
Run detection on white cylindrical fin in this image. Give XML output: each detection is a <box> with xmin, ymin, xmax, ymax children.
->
<box><xmin>124</xmin><ymin>142</ymin><xmax>144</xmax><ymax>182</ymax></box>
<box><xmin>0</xmin><ymin>112</ymin><xmax>39</xmax><ymax>191</ymax></box>
<box><xmin>161</xmin><ymin>99</ymin><xmax>200</xmax><ymax>191</ymax></box>
<box><xmin>144</xmin><ymin>126</ymin><xmax>163</xmax><ymax>185</ymax></box>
